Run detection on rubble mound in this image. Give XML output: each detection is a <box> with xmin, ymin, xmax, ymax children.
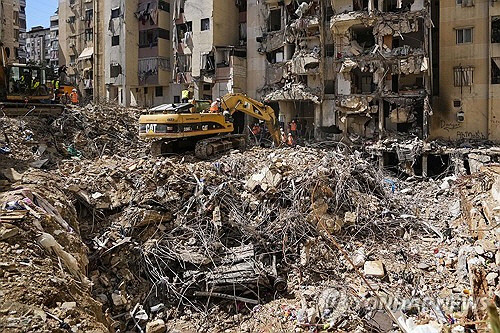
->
<box><xmin>0</xmin><ymin>104</ymin><xmax>147</xmax><ymax>172</ymax></box>
<box><xmin>0</xmin><ymin>182</ymin><xmax>109</xmax><ymax>332</ymax></box>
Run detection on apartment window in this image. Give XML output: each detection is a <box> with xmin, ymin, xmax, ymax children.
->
<box><xmin>144</xmin><ymin>87</ymin><xmax>148</xmax><ymax>94</ymax></box>
<box><xmin>110</xmin><ymin>64</ymin><xmax>122</xmax><ymax>78</ymax></box>
<box><xmin>70</xmin><ymin>0</ymin><xmax>75</xmax><ymax>4</ymax></box>
<box><xmin>139</xmin><ymin>29</ymin><xmax>158</xmax><ymax>48</ymax></box>
<box><xmin>492</xmin><ymin>17</ymin><xmax>500</xmax><ymax>43</ymax></box>
<box><xmin>453</xmin><ymin>66</ymin><xmax>474</xmax><ymax>86</ymax></box>
<box><xmin>70</xmin><ymin>55</ymin><xmax>76</xmax><ymax>64</ymax></box>
<box><xmin>155</xmin><ymin>86</ymin><xmax>163</xmax><ymax>97</ymax></box>
<box><xmin>85</xmin><ymin>29</ymin><xmax>93</xmax><ymax>41</ymax></box>
<box><xmin>456</xmin><ymin>0</ymin><xmax>462</xmax><ymax>4</ymax></box>
<box><xmin>269</xmin><ymin>9</ymin><xmax>281</xmax><ymax>32</ymax></box>
<box><xmin>14</xmin><ymin>29</ymin><xmax>19</xmax><ymax>42</ymax></box>
<box><xmin>174</xmin><ymin>96</ymin><xmax>180</xmax><ymax>103</ymax></box>
<box><xmin>492</xmin><ymin>58</ymin><xmax>500</xmax><ymax>84</ymax></box>
<box><xmin>159</xmin><ymin>0</ymin><xmax>170</xmax><ymax>12</ymax></box>
<box><xmin>13</xmin><ymin>11</ymin><xmax>19</xmax><ymax>25</ymax></box>
<box><xmin>203</xmin><ymin>84</ymin><xmax>211</xmax><ymax>91</ymax></box>
<box><xmin>112</xmin><ymin>35</ymin><xmax>119</xmax><ymax>46</ymax></box>
<box><xmin>456</xmin><ymin>28</ymin><xmax>472</xmax><ymax>44</ymax></box>
<box><xmin>111</xmin><ymin>8</ymin><xmax>120</xmax><ymax>19</ymax></box>
<box><xmin>453</xmin><ymin>100</ymin><xmax>462</xmax><ymax>107</ymax></box>
<box><xmin>85</xmin><ymin>9</ymin><xmax>93</xmax><ymax>22</ymax></box>
<box><xmin>201</xmin><ymin>18</ymin><xmax>210</xmax><ymax>31</ymax></box>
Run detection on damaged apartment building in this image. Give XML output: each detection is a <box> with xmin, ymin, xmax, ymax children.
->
<box><xmin>172</xmin><ymin>0</ymin><xmax>247</xmax><ymax>110</ymax></box>
<box><xmin>247</xmin><ymin>0</ymin><xmax>432</xmax><ymax>153</ymax></box>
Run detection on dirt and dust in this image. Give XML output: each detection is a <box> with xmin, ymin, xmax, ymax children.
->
<box><xmin>0</xmin><ymin>105</ymin><xmax>498</xmax><ymax>333</ymax></box>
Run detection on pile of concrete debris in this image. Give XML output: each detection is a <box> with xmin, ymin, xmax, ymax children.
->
<box><xmin>0</xmin><ymin>105</ymin><xmax>499</xmax><ymax>332</ymax></box>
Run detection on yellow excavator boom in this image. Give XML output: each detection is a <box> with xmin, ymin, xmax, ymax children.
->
<box><xmin>220</xmin><ymin>93</ymin><xmax>282</xmax><ymax>147</ymax></box>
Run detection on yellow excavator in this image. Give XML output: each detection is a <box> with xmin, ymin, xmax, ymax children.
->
<box><xmin>0</xmin><ymin>43</ymin><xmax>64</xmax><ymax>116</ymax></box>
<box><xmin>139</xmin><ymin>93</ymin><xmax>282</xmax><ymax>158</ymax></box>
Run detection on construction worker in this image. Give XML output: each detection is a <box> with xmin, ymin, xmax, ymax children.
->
<box><xmin>210</xmin><ymin>98</ymin><xmax>221</xmax><ymax>113</ymax></box>
<box><xmin>289</xmin><ymin>120</ymin><xmax>298</xmax><ymax>138</ymax></box>
<box><xmin>287</xmin><ymin>133</ymin><xmax>295</xmax><ymax>146</ymax></box>
<box><xmin>181</xmin><ymin>88</ymin><xmax>189</xmax><ymax>103</ymax></box>
<box><xmin>70</xmin><ymin>89</ymin><xmax>79</xmax><ymax>105</ymax></box>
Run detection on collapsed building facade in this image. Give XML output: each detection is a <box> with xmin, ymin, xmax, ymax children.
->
<box><xmin>245</xmin><ymin>0</ymin><xmax>433</xmax><ymax>170</ymax></box>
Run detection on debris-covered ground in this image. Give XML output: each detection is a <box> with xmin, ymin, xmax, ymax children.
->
<box><xmin>0</xmin><ymin>105</ymin><xmax>499</xmax><ymax>333</ymax></box>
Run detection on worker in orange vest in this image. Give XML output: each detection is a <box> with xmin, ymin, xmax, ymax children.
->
<box><xmin>289</xmin><ymin>120</ymin><xmax>298</xmax><ymax>138</ymax></box>
<box><xmin>209</xmin><ymin>98</ymin><xmax>221</xmax><ymax>113</ymax></box>
<box><xmin>70</xmin><ymin>89</ymin><xmax>79</xmax><ymax>105</ymax></box>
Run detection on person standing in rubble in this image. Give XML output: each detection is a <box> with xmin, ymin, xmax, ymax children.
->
<box><xmin>289</xmin><ymin>119</ymin><xmax>298</xmax><ymax>138</ymax></box>
<box><xmin>70</xmin><ymin>89</ymin><xmax>79</xmax><ymax>105</ymax></box>
<box><xmin>287</xmin><ymin>132</ymin><xmax>295</xmax><ymax>146</ymax></box>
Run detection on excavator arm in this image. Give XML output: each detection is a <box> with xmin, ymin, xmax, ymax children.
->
<box><xmin>220</xmin><ymin>93</ymin><xmax>282</xmax><ymax>146</ymax></box>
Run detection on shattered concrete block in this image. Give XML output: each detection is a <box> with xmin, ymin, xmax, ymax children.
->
<box><xmin>0</xmin><ymin>223</ymin><xmax>20</xmax><ymax>241</ymax></box>
<box><xmin>0</xmin><ymin>168</ymin><xmax>23</xmax><ymax>182</ymax></box>
<box><xmin>60</xmin><ymin>302</ymin><xmax>77</xmax><ymax>309</ymax></box>
<box><xmin>145</xmin><ymin>319</ymin><xmax>167</xmax><ymax>333</ymax></box>
<box><xmin>486</xmin><ymin>272</ymin><xmax>498</xmax><ymax>286</ymax></box>
<box><xmin>364</xmin><ymin>260</ymin><xmax>385</xmax><ymax>277</ymax></box>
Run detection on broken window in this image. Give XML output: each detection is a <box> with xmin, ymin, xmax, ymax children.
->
<box><xmin>269</xmin><ymin>9</ymin><xmax>281</xmax><ymax>32</ymax></box>
<box><xmin>353</xmin><ymin>0</ymin><xmax>369</xmax><ymax>11</ymax></box>
<box><xmin>112</xmin><ymin>35</ymin><xmax>119</xmax><ymax>46</ymax></box>
<box><xmin>456</xmin><ymin>28</ymin><xmax>472</xmax><ymax>44</ymax></box>
<box><xmin>111</xmin><ymin>8</ymin><xmax>120</xmax><ymax>19</ymax></box>
<box><xmin>216</xmin><ymin>49</ymin><xmax>230</xmax><ymax>67</ymax></box>
<box><xmin>139</xmin><ymin>29</ymin><xmax>158</xmax><ymax>48</ymax></box>
<box><xmin>351</xmin><ymin>26</ymin><xmax>375</xmax><ymax>51</ymax></box>
<box><xmin>201</xmin><ymin>18</ymin><xmax>210</xmax><ymax>31</ymax></box>
<box><xmin>155</xmin><ymin>86</ymin><xmax>163</xmax><ymax>97</ymax></box>
<box><xmin>492</xmin><ymin>58</ymin><xmax>500</xmax><ymax>84</ymax></box>
<box><xmin>177</xmin><ymin>54</ymin><xmax>192</xmax><ymax>72</ymax></box>
<box><xmin>176</xmin><ymin>21</ymin><xmax>192</xmax><ymax>40</ymax></box>
<box><xmin>110</xmin><ymin>64</ymin><xmax>122</xmax><ymax>78</ymax></box>
<box><xmin>266</xmin><ymin>47</ymin><xmax>284</xmax><ymax>64</ymax></box>
<box><xmin>453</xmin><ymin>66</ymin><xmax>473</xmax><ymax>86</ymax></box>
<box><xmin>201</xmin><ymin>53</ymin><xmax>215</xmax><ymax>74</ymax></box>
<box><xmin>85</xmin><ymin>9</ymin><xmax>93</xmax><ymax>22</ymax></box>
<box><xmin>158</xmin><ymin>0</ymin><xmax>170</xmax><ymax>12</ymax></box>
<box><xmin>492</xmin><ymin>17</ymin><xmax>500</xmax><ymax>43</ymax></box>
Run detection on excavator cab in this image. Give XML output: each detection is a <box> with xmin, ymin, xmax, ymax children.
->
<box><xmin>6</xmin><ymin>64</ymin><xmax>51</xmax><ymax>100</ymax></box>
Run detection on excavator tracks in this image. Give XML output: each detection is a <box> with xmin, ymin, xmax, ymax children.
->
<box><xmin>194</xmin><ymin>134</ymin><xmax>246</xmax><ymax>159</ymax></box>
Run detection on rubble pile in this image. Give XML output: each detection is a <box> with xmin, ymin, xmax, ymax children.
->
<box><xmin>0</xmin><ymin>182</ymin><xmax>108</xmax><ymax>332</ymax></box>
<box><xmin>0</xmin><ymin>104</ymin><xmax>147</xmax><ymax>171</ymax></box>
<box><xmin>1</xmin><ymin>106</ymin><xmax>499</xmax><ymax>332</ymax></box>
